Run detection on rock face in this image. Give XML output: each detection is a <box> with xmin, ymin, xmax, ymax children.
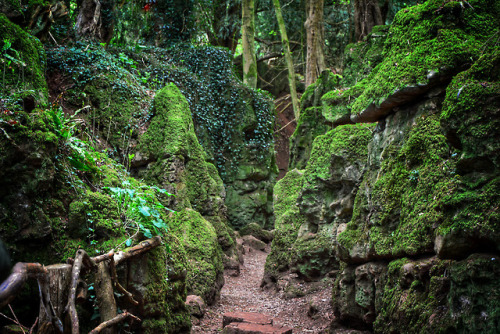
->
<box><xmin>264</xmin><ymin>124</ymin><xmax>373</xmax><ymax>285</ymax></box>
<box><xmin>266</xmin><ymin>0</ymin><xmax>500</xmax><ymax>332</ymax></box>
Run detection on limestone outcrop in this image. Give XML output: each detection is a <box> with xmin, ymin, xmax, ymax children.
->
<box><xmin>266</xmin><ymin>0</ymin><xmax>500</xmax><ymax>332</ymax></box>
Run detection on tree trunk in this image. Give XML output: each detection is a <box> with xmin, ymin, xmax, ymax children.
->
<box><xmin>272</xmin><ymin>0</ymin><xmax>300</xmax><ymax>119</ymax></box>
<box><xmin>38</xmin><ymin>264</ymin><xmax>72</xmax><ymax>334</ymax></box>
<box><xmin>241</xmin><ymin>0</ymin><xmax>257</xmax><ymax>88</ymax></box>
<box><xmin>95</xmin><ymin>262</ymin><xmax>117</xmax><ymax>334</ymax></box>
<box><xmin>354</xmin><ymin>0</ymin><xmax>383</xmax><ymax>41</ymax></box>
<box><xmin>211</xmin><ymin>0</ymin><xmax>241</xmax><ymax>53</ymax></box>
<box><xmin>305</xmin><ymin>0</ymin><xmax>326</xmax><ymax>87</ymax></box>
<box><xmin>75</xmin><ymin>0</ymin><xmax>115</xmax><ymax>43</ymax></box>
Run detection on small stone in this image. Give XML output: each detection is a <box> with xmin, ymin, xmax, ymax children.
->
<box><xmin>241</xmin><ymin>235</ymin><xmax>267</xmax><ymax>251</ymax></box>
<box><xmin>185</xmin><ymin>295</ymin><xmax>206</xmax><ymax>318</ymax></box>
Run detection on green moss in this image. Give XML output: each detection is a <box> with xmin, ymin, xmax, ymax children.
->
<box><xmin>341</xmin><ymin>25</ymin><xmax>389</xmax><ymax>87</ymax></box>
<box><xmin>168</xmin><ymin>209</ymin><xmax>224</xmax><ymax>304</ymax></box>
<box><xmin>338</xmin><ymin>109</ymin><xmax>458</xmax><ymax>260</ymax></box>
<box><xmin>140</xmin><ymin>83</ymin><xmax>197</xmax><ymax>158</ymax></box>
<box><xmin>289</xmin><ymin>107</ymin><xmax>331</xmax><ymax>170</ymax></box>
<box><xmin>0</xmin><ymin>14</ymin><xmax>48</xmax><ymax>104</ymax></box>
<box><xmin>264</xmin><ymin>170</ymin><xmax>306</xmax><ymax>277</ymax></box>
<box><xmin>290</xmin><ymin>71</ymin><xmax>343</xmax><ymax>170</ymax></box>
<box><xmin>375</xmin><ymin>255</ymin><xmax>500</xmax><ymax>333</ymax></box>
<box><xmin>140</xmin><ymin>235</ymin><xmax>191</xmax><ymax>334</ymax></box>
<box><xmin>304</xmin><ymin>123</ymin><xmax>374</xmax><ymax>181</ymax></box>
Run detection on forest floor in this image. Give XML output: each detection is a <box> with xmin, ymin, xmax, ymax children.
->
<box><xmin>191</xmin><ymin>245</ymin><xmax>334</xmax><ymax>333</ymax></box>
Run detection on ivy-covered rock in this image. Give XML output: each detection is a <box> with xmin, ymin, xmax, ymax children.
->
<box><xmin>128</xmin><ymin>45</ymin><xmax>277</xmax><ymax>230</ymax></box>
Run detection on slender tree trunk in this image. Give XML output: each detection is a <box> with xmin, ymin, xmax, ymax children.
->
<box><xmin>272</xmin><ymin>0</ymin><xmax>300</xmax><ymax>119</ymax></box>
<box><xmin>354</xmin><ymin>0</ymin><xmax>383</xmax><ymax>41</ymax></box>
<box><xmin>305</xmin><ymin>0</ymin><xmax>326</xmax><ymax>87</ymax></box>
<box><xmin>241</xmin><ymin>0</ymin><xmax>257</xmax><ymax>88</ymax></box>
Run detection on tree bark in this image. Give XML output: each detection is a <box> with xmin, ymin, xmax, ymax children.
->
<box><xmin>305</xmin><ymin>0</ymin><xmax>326</xmax><ymax>87</ymax></box>
<box><xmin>95</xmin><ymin>262</ymin><xmax>117</xmax><ymax>334</ymax></box>
<box><xmin>75</xmin><ymin>0</ymin><xmax>115</xmax><ymax>42</ymax></box>
<box><xmin>354</xmin><ymin>0</ymin><xmax>383</xmax><ymax>41</ymax></box>
<box><xmin>272</xmin><ymin>0</ymin><xmax>300</xmax><ymax>119</ymax></box>
<box><xmin>38</xmin><ymin>264</ymin><xmax>72</xmax><ymax>334</ymax></box>
<box><xmin>241</xmin><ymin>0</ymin><xmax>257</xmax><ymax>88</ymax></box>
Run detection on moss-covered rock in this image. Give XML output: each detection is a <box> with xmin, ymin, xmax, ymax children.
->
<box><xmin>168</xmin><ymin>209</ymin><xmax>224</xmax><ymax>305</ymax></box>
<box><xmin>337</xmin><ymin>97</ymin><xmax>456</xmax><ymax>263</ymax></box>
<box><xmin>323</xmin><ymin>0</ymin><xmax>500</xmax><ymax>124</ymax></box>
<box><xmin>435</xmin><ymin>50</ymin><xmax>500</xmax><ymax>258</ymax></box>
<box><xmin>0</xmin><ymin>13</ymin><xmax>48</xmax><ymax>106</ymax></box>
<box><xmin>136</xmin><ymin>84</ymin><xmax>236</xmax><ymax>261</ymax></box>
<box><xmin>128</xmin><ymin>234</ymin><xmax>191</xmax><ymax>334</ymax></box>
<box><xmin>239</xmin><ymin>222</ymin><xmax>273</xmax><ymax>243</ymax></box>
<box><xmin>289</xmin><ymin>71</ymin><xmax>341</xmax><ymax>170</ymax></box>
<box><xmin>263</xmin><ymin>169</ymin><xmax>306</xmax><ymax>285</ymax></box>
<box><xmin>372</xmin><ymin>254</ymin><xmax>500</xmax><ymax>334</ymax></box>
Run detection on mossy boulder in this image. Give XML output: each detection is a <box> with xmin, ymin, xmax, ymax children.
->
<box><xmin>239</xmin><ymin>222</ymin><xmax>273</xmax><ymax>243</ymax></box>
<box><xmin>169</xmin><ymin>209</ymin><xmax>224</xmax><ymax>305</ymax></box>
<box><xmin>137</xmin><ymin>83</ymin><xmax>225</xmax><ymax>217</ymax></box>
<box><xmin>0</xmin><ymin>13</ymin><xmax>48</xmax><ymax>106</ymax></box>
<box><xmin>299</xmin><ymin>123</ymin><xmax>374</xmax><ymax>226</ymax></box>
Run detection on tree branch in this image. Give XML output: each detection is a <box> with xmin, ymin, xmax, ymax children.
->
<box><xmin>89</xmin><ymin>311</ymin><xmax>141</xmax><ymax>334</ymax></box>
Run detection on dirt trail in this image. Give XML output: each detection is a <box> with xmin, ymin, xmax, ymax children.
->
<box><xmin>191</xmin><ymin>247</ymin><xmax>333</xmax><ymax>333</ymax></box>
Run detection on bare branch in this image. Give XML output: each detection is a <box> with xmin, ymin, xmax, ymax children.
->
<box><xmin>114</xmin><ymin>236</ymin><xmax>162</xmax><ymax>266</ymax></box>
<box><xmin>89</xmin><ymin>311</ymin><xmax>141</xmax><ymax>334</ymax></box>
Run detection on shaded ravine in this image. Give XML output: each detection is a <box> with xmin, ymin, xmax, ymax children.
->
<box><xmin>192</xmin><ymin>246</ymin><xmax>333</xmax><ymax>333</ymax></box>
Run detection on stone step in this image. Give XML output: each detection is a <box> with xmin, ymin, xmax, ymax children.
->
<box><xmin>223</xmin><ymin>322</ymin><xmax>292</xmax><ymax>334</ymax></box>
<box><xmin>222</xmin><ymin>312</ymin><xmax>292</xmax><ymax>334</ymax></box>
<box><xmin>223</xmin><ymin>312</ymin><xmax>273</xmax><ymax>327</ymax></box>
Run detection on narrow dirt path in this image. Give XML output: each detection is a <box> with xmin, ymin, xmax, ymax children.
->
<box><xmin>191</xmin><ymin>246</ymin><xmax>333</xmax><ymax>333</ymax></box>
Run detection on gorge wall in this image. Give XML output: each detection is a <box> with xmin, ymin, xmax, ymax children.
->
<box><xmin>265</xmin><ymin>0</ymin><xmax>499</xmax><ymax>332</ymax></box>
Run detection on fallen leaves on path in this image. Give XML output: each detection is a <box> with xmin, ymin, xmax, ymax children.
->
<box><xmin>192</xmin><ymin>246</ymin><xmax>333</xmax><ymax>333</ymax></box>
